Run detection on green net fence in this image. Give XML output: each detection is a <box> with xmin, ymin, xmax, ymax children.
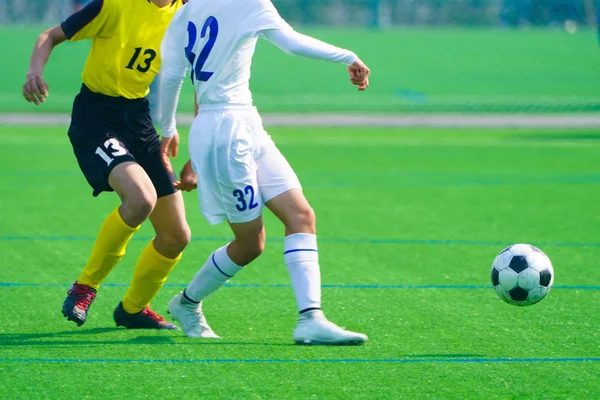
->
<box><xmin>1</xmin><ymin>0</ymin><xmax>598</xmax><ymax>114</ymax></box>
<box><xmin>2</xmin><ymin>0</ymin><xmax>597</xmax><ymax>27</ymax></box>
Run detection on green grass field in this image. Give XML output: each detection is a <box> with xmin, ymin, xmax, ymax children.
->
<box><xmin>2</xmin><ymin>26</ymin><xmax>600</xmax><ymax>113</ymax></box>
<box><xmin>1</xmin><ymin>125</ymin><xmax>599</xmax><ymax>399</ymax></box>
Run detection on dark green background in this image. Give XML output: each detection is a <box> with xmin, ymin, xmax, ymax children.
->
<box><xmin>3</xmin><ymin>26</ymin><xmax>599</xmax><ymax>113</ymax></box>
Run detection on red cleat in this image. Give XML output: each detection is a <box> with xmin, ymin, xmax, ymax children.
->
<box><xmin>62</xmin><ymin>282</ymin><xmax>97</xmax><ymax>326</ymax></box>
<box><xmin>113</xmin><ymin>302</ymin><xmax>179</xmax><ymax>330</ymax></box>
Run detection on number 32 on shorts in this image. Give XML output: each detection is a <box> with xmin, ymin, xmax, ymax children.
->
<box><xmin>233</xmin><ymin>185</ymin><xmax>259</xmax><ymax>212</ymax></box>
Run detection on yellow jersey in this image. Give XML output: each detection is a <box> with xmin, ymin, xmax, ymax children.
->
<box><xmin>61</xmin><ymin>0</ymin><xmax>184</xmax><ymax>99</ymax></box>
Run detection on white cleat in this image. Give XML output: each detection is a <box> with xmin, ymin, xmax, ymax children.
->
<box><xmin>293</xmin><ymin>310</ymin><xmax>368</xmax><ymax>346</ymax></box>
<box><xmin>167</xmin><ymin>291</ymin><xmax>220</xmax><ymax>339</ymax></box>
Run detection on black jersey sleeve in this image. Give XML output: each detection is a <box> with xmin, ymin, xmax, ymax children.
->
<box><xmin>60</xmin><ymin>0</ymin><xmax>106</xmax><ymax>40</ymax></box>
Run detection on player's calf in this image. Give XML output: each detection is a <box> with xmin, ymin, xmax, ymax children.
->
<box><xmin>227</xmin><ymin>217</ymin><xmax>266</xmax><ymax>266</ymax></box>
<box><xmin>227</xmin><ymin>238</ymin><xmax>264</xmax><ymax>266</ymax></box>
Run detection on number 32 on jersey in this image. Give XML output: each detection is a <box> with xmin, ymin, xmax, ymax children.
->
<box><xmin>185</xmin><ymin>16</ymin><xmax>219</xmax><ymax>83</ymax></box>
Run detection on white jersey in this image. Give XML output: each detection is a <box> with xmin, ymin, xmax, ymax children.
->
<box><xmin>159</xmin><ymin>0</ymin><xmax>357</xmax><ymax>137</ymax></box>
<box><xmin>162</xmin><ymin>0</ymin><xmax>288</xmax><ymax>106</ymax></box>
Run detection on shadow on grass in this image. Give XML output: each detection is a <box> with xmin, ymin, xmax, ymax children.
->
<box><xmin>0</xmin><ymin>328</ymin><xmax>295</xmax><ymax>347</ymax></box>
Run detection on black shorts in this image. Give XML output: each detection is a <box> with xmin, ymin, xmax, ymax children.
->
<box><xmin>68</xmin><ymin>84</ymin><xmax>176</xmax><ymax>198</ymax></box>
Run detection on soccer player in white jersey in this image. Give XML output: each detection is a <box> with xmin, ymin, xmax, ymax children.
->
<box><xmin>158</xmin><ymin>0</ymin><xmax>370</xmax><ymax>345</ymax></box>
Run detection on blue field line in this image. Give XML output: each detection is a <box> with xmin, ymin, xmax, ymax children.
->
<box><xmin>0</xmin><ymin>357</ymin><xmax>598</xmax><ymax>365</ymax></box>
<box><xmin>4</xmin><ymin>170</ymin><xmax>600</xmax><ymax>188</ymax></box>
<box><xmin>2</xmin><ymin>234</ymin><xmax>600</xmax><ymax>248</ymax></box>
<box><xmin>1</xmin><ymin>282</ymin><xmax>599</xmax><ymax>290</ymax></box>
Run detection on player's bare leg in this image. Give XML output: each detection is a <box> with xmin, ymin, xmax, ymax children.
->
<box><xmin>168</xmin><ymin>217</ymin><xmax>264</xmax><ymax>337</ymax></box>
<box><xmin>226</xmin><ymin>217</ymin><xmax>266</xmax><ymax>266</ymax></box>
<box><xmin>107</xmin><ymin>162</ymin><xmax>182</xmax><ymax>329</ymax></box>
<box><xmin>148</xmin><ymin>190</ymin><xmax>191</xmax><ymax>259</ymax></box>
<box><xmin>62</xmin><ymin>162</ymin><xmax>155</xmax><ymax>326</ymax></box>
<box><xmin>115</xmin><ymin>190</ymin><xmax>190</xmax><ymax>329</ymax></box>
<box><xmin>109</xmin><ymin>162</ymin><xmax>158</xmax><ymax>226</ymax></box>
<box><xmin>266</xmin><ymin>188</ymin><xmax>368</xmax><ymax>345</ymax></box>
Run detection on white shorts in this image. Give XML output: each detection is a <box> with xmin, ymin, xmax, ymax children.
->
<box><xmin>189</xmin><ymin>105</ymin><xmax>301</xmax><ymax>225</ymax></box>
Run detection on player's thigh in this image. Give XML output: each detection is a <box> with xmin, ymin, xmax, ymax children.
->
<box><xmin>108</xmin><ymin>161</ymin><xmax>157</xmax><ymax>209</ymax></box>
<box><xmin>148</xmin><ymin>190</ymin><xmax>191</xmax><ymax>245</ymax></box>
<box><xmin>256</xmin><ymin>138</ymin><xmax>314</xmax><ymax>233</ymax></box>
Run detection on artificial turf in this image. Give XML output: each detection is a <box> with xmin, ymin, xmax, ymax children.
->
<box><xmin>0</xmin><ymin>125</ymin><xmax>598</xmax><ymax>399</ymax></box>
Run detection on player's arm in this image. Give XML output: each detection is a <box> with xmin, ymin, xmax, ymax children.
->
<box><xmin>262</xmin><ymin>29</ymin><xmax>370</xmax><ymax>91</ymax></box>
<box><xmin>173</xmin><ymin>92</ymin><xmax>198</xmax><ymax>192</ymax></box>
<box><xmin>174</xmin><ymin>160</ymin><xmax>197</xmax><ymax>192</ymax></box>
<box><xmin>173</xmin><ymin>93</ymin><xmax>199</xmax><ymax>191</ymax></box>
<box><xmin>158</xmin><ymin>15</ymin><xmax>190</xmax><ymax>173</ymax></box>
<box><xmin>23</xmin><ymin>0</ymin><xmax>115</xmax><ymax>105</ymax></box>
<box><xmin>247</xmin><ymin>0</ymin><xmax>369</xmax><ymax>90</ymax></box>
<box><xmin>158</xmin><ymin>51</ymin><xmax>188</xmax><ymax>140</ymax></box>
<box><xmin>172</xmin><ymin>92</ymin><xmax>199</xmax><ymax>192</ymax></box>
<box><xmin>23</xmin><ymin>25</ymin><xmax>67</xmax><ymax>105</ymax></box>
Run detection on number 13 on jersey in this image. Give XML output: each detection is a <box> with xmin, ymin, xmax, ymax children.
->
<box><xmin>185</xmin><ymin>16</ymin><xmax>219</xmax><ymax>83</ymax></box>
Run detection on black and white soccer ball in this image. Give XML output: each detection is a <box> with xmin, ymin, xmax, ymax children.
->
<box><xmin>490</xmin><ymin>244</ymin><xmax>554</xmax><ymax>306</ymax></box>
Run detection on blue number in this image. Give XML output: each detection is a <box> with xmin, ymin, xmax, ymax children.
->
<box><xmin>233</xmin><ymin>185</ymin><xmax>258</xmax><ymax>211</ymax></box>
<box><xmin>245</xmin><ymin>185</ymin><xmax>259</xmax><ymax>209</ymax></box>
<box><xmin>233</xmin><ymin>189</ymin><xmax>247</xmax><ymax>211</ymax></box>
<box><xmin>184</xmin><ymin>17</ymin><xmax>219</xmax><ymax>84</ymax></box>
<box><xmin>196</xmin><ymin>16</ymin><xmax>218</xmax><ymax>82</ymax></box>
<box><xmin>184</xmin><ymin>22</ymin><xmax>197</xmax><ymax>81</ymax></box>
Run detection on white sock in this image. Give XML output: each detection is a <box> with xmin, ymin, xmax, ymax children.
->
<box><xmin>184</xmin><ymin>244</ymin><xmax>243</xmax><ymax>304</ymax></box>
<box><xmin>284</xmin><ymin>233</ymin><xmax>322</xmax><ymax>314</ymax></box>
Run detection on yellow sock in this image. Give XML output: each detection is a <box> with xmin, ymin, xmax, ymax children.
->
<box><xmin>77</xmin><ymin>207</ymin><xmax>140</xmax><ymax>290</ymax></box>
<box><xmin>121</xmin><ymin>240</ymin><xmax>182</xmax><ymax>314</ymax></box>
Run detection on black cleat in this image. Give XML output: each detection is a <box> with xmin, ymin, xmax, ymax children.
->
<box><xmin>62</xmin><ymin>282</ymin><xmax>97</xmax><ymax>326</ymax></box>
<box><xmin>114</xmin><ymin>302</ymin><xmax>179</xmax><ymax>330</ymax></box>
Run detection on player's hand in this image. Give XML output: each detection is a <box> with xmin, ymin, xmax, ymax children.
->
<box><xmin>174</xmin><ymin>160</ymin><xmax>197</xmax><ymax>192</ymax></box>
<box><xmin>347</xmin><ymin>59</ymin><xmax>370</xmax><ymax>91</ymax></box>
<box><xmin>23</xmin><ymin>72</ymin><xmax>49</xmax><ymax>105</ymax></box>
<box><xmin>160</xmin><ymin>133</ymin><xmax>179</xmax><ymax>174</ymax></box>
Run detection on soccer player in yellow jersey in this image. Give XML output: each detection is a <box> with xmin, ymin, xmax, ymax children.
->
<box><xmin>22</xmin><ymin>0</ymin><xmax>190</xmax><ymax>329</ymax></box>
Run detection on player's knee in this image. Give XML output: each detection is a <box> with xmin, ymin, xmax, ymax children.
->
<box><xmin>122</xmin><ymin>191</ymin><xmax>157</xmax><ymax>226</ymax></box>
<box><xmin>288</xmin><ymin>205</ymin><xmax>316</xmax><ymax>234</ymax></box>
<box><xmin>231</xmin><ymin>234</ymin><xmax>265</xmax><ymax>265</ymax></box>
<box><xmin>159</xmin><ymin>223</ymin><xmax>192</xmax><ymax>254</ymax></box>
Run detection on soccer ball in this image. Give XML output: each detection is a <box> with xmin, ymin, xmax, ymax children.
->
<box><xmin>490</xmin><ymin>244</ymin><xmax>554</xmax><ymax>306</ymax></box>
